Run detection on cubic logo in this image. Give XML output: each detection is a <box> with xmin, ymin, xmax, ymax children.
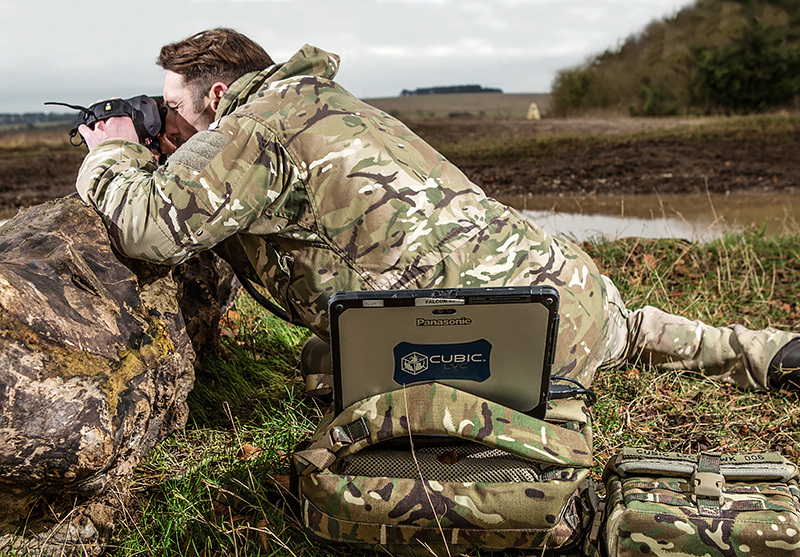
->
<box><xmin>393</xmin><ymin>340</ymin><xmax>492</xmax><ymax>385</ymax></box>
<box><xmin>401</xmin><ymin>352</ymin><xmax>429</xmax><ymax>375</ymax></box>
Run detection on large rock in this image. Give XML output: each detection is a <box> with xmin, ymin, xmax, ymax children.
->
<box><xmin>0</xmin><ymin>196</ymin><xmax>238</xmax><ymax>555</ymax></box>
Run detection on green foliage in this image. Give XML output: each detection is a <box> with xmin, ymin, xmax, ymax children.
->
<box><xmin>189</xmin><ymin>294</ymin><xmax>312</xmax><ymax>428</ymax></box>
<box><xmin>695</xmin><ymin>24</ymin><xmax>800</xmax><ymax>111</ymax></box>
<box><xmin>630</xmin><ymin>82</ymin><xmax>681</xmax><ymax>116</ymax></box>
<box><xmin>550</xmin><ymin>67</ymin><xmax>600</xmax><ymax>115</ymax></box>
<box><xmin>550</xmin><ymin>0</ymin><xmax>800</xmax><ymax>116</ymax></box>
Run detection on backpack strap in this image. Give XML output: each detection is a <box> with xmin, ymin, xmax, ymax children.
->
<box><xmin>693</xmin><ymin>452</ymin><xmax>724</xmax><ymax>517</ymax></box>
<box><xmin>294</xmin><ymin>383</ymin><xmax>592</xmax><ymax>473</ymax></box>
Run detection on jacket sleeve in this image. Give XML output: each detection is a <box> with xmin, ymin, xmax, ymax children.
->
<box><xmin>75</xmin><ymin>113</ymin><xmax>289</xmax><ymax>264</ymax></box>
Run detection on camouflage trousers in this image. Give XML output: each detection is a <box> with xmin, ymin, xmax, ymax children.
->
<box><xmin>301</xmin><ymin>276</ymin><xmax>797</xmax><ymax>392</ymax></box>
<box><xmin>599</xmin><ymin>276</ymin><xmax>798</xmax><ymax>391</ymax></box>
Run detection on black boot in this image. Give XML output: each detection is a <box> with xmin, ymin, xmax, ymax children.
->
<box><xmin>768</xmin><ymin>338</ymin><xmax>800</xmax><ymax>390</ymax></box>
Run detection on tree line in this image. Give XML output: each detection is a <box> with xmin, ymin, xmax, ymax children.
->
<box><xmin>0</xmin><ymin>113</ymin><xmax>71</xmax><ymax>126</ymax></box>
<box><xmin>551</xmin><ymin>0</ymin><xmax>800</xmax><ymax>116</ymax></box>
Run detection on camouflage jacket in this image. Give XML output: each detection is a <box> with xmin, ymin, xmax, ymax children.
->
<box><xmin>76</xmin><ymin>45</ymin><xmax>612</xmax><ymax>383</ymax></box>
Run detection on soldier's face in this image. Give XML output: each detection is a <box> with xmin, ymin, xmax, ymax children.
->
<box><xmin>162</xmin><ymin>71</ymin><xmax>217</xmax><ymax>148</ymax></box>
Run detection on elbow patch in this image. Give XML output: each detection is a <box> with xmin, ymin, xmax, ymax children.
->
<box><xmin>169</xmin><ymin>130</ymin><xmax>230</xmax><ymax>173</ymax></box>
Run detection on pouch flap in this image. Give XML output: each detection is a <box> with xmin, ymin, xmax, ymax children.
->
<box><xmin>605</xmin><ymin>448</ymin><xmax>797</xmax><ymax>482</ymax></box>
<box><xmin>296</xmin><ymin>383</ymin><xmax>592</xmax><ymax>473</ymax></box>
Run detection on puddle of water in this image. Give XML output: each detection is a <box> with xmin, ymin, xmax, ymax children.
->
<box><xmin>499</xmin><ymin>193</ymin><xmax>800</xmax><ymax>242</ymax></box>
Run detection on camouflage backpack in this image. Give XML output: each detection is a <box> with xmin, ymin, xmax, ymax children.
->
<box><xmin>290</xmin><ymin>381</ymin><xmax>596</xmax><ymax>556</ymax></box>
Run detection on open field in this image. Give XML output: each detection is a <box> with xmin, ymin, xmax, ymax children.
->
<box><xmin>2</xmin><ymin>112</ymin><xmax>799</xmax><ymax>221</ymax></box>
<box><xmin>411</xmin><ymin>113</ymin><xmax>800</xmax><ymax>199</ymax></box>
<box><xmin>0</xmin><ymin>124</ymin><xmax>80</xmax><ymax>219</ymax></box>
<box><xmin>365</xmin><ymin>92</ymin><xmax>551</xmax><ymax>119</ymax></box>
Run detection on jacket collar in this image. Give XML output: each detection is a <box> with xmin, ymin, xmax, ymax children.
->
<box><xmin>216</xmin><ymin>44</ymin><xmax>340</xmax><ymax>118</ymax></box>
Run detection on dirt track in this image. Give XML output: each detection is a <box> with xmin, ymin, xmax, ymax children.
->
<box><xmin>1</xmin><ymin>117</ymin><xmax>798</xmax><ymax>218</ymax></box>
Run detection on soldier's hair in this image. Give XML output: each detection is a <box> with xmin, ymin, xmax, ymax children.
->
<box><xmin>157</xmin><ymin>28</ymin><xmax>274</xmax><ymax>111</ymax></box>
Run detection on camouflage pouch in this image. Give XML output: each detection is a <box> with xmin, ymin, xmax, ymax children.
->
<box><xmin>291</xmin><ymin>382</ymin><xmax>595</xmax><ymax>556</ymax></box>
<box><xmin>601</xmin><ymin>448</ymin><xmax>800</xmax><ymax>556</ymax></box>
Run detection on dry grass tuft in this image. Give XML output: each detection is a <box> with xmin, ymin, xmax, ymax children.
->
<box><xmin>0</xmin><ymin>125</ymin><xmax>73</xmax><ymax>149</ymax></box>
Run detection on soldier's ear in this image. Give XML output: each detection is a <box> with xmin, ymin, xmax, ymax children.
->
<box><xmin>209</xmin><ymin>82</ymin><xmax>228</xmax><ymax>112</ymax></box>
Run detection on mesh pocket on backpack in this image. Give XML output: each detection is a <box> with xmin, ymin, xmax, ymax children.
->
<box><xmin>337</xmin><ymin>440</ymin><xmax>542</xmax><ymax>482</ymax></box>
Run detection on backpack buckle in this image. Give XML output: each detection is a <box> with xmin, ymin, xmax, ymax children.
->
<box><xmin>692</xmin><ymin>471</ymin><xmax>725</xmax><ymax>504</ymax></box>
<box><xmin>330</xmin><ymin>416</ymin><xmax>369</xmax><ymax>446</ymax></box>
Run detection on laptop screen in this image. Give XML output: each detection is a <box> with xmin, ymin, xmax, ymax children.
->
<box><xmin>329</xmin><ymin>286</ymin><xmax>559</xmax><ymax>417</ymax></box>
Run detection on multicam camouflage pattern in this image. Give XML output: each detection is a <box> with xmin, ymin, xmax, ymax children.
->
<box><xmin>292</xmin><ymin>382</ymin><xmax>593</xmax><ymax>555</ymax></box>
<box><xmin>301</xmin><ymin>489</ymin><xmax>587</xmax><ymax>556</ymax></box>
<box><xmin>603</xmin><ymin>448</ymin><xmax>800</xmax><ymax>556</ymax></box>
<box><xmin>75</xmin><ymin>44</ymin><xmax>612</xmax><ymax>385</ymax></box>
<box><xmin>75</xmin><ymin>44</ymin><xmax>797</xmax><ymax>388</ymax></box>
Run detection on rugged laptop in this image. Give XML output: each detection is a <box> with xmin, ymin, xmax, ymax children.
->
<box><xmin>328</xmin><ymin>286</ymin><xmax>559</xmax><ymax>418</ymax></box>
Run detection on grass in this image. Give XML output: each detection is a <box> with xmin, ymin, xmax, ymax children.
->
<box><xmin>0</xmin><ymin>124</ymin><xmax>73</xmax><ymax>150</ymax></box>
<box><xmin>365</xmin><ymin>92</ymin><xmax>550</xmax><ymax>120</ymax></box>
<box><xmin>95</xmin><ymin>225</ymin><xmax>800</xmax><ymax>556</ymax></box>
<box><xmin>585</xmin><ymin>227</ymin><xmax>800</xmax><ymax>469</ymax></box>
<box><xmin>105</xmin><ymin>296</ymin><xmax>325</xmax><ymax>557</ymax></box>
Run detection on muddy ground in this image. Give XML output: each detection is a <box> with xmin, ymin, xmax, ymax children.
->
<box><xmin>409</xmin><ymin>117</ymin><xmax>800</xmax><ymax>199</ymax></box>
<box><xmin>1</xmin><ymin>117</ymin><xmax>797</xmax><ymax>218</ymax></box>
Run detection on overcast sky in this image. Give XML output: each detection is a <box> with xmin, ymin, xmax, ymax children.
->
<box><xmin>3</xmin><ymin>0</ymin><xmax>695</xmax><ymax>114</ymax></box>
